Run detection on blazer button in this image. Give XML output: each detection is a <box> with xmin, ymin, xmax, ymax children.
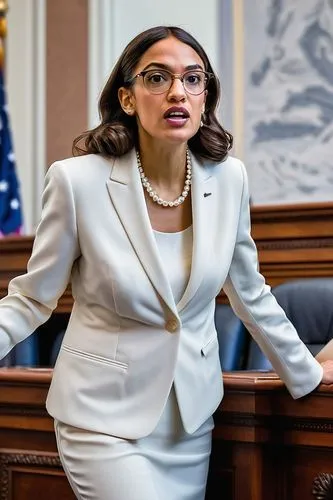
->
<box><xmin>165</xmin><ymin>319</ymin><xmax>179</xmax><ymax>333</ymax></box>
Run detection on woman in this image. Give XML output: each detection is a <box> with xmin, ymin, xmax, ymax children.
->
<box><xmin>1</xmin><ymin>25</ymin><xmax>333</xmax><ymax>500</ymax></box>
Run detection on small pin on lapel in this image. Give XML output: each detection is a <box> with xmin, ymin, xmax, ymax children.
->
<box><xmin>203</xmin><ymin>192</ymin><xmax>212</xmax><ymax>198</ymax></box>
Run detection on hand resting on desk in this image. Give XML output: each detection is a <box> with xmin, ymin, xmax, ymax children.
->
<box><xmin>315</xmin><ymin>339</ymin><xmax>333</xmax><ymax>384</ymax></box>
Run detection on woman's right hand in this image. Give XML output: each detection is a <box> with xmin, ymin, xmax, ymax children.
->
<box><xmin>320</xmin><ymin>359</ymin><xmax>333</xmax><ymax>385</ymax></box>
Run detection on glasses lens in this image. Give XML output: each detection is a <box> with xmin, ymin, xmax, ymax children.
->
<box><xmin>143</xmin><ymin>70</ymin><xmax>171</xmax><ymax>94</ymax></box>
<box><xmin>183</xmin><ymin>71</ymin><xmax>208</xmax><ymax>95</ymax></box>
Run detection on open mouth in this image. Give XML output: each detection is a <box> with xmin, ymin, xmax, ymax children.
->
<box><xmin>164</xmin><ymin>107</ymin><xmax>190</xmax><ymax>126</ymax></box>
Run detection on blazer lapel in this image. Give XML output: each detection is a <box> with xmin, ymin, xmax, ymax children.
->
<box><xmin>177</xmin><ymin>154</ymin><xmax>216</xmax><ymax>312</ymax></box>
<box><xmin>106</xmin><ymin>149</ymin><xmax>178</xmax><ymax>316</ymax></box>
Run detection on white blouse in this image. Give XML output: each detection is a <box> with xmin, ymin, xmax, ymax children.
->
<box><xmin>153</xmin><ymin>225</ymin><xmax>193</xmax><ymax>304</ymax></box>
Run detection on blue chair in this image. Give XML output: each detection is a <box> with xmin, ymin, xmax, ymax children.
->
<box><xmin>0</xmin><ymin>332</ymin><xmax>39</xmax><ymax>367</ymax></box>
<box><xmin>246</xmin><ymin>278</ymin><xmax>333</xmax><ymax>370</ymax></box>
<box><xmin>50</xmin><ymin>330</ymin><xmax>65</xmax><ymax>366</ymax></box>
<box><xmin>13</xmin><ymin>332</ymin><xmax>39</xmax><ymax>366</ymax></box>
<box><xmin>246</xmin><ymin>339</ymin><xmax>274</xmax><ymax>371</ymax></box>
<box><xmin>214</xmin><ymin>303</ymin><xmax>246</xmax><ymax>371</ymax></box>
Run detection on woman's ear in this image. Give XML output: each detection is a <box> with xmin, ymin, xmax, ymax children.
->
<box><xmin>118</xmin><ymin>87</ymin><xmax>136</xmax><ymax>115</ymax></box>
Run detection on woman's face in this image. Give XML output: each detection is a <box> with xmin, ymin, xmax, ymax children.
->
<box><xmin>119</xmin><ymin>36</ymin><xmax>207</xmax><ymax>147</ymax></box>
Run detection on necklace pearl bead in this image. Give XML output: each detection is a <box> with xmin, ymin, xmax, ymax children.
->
<box><xmin>136</xmin><ymin>149</ymin><xmax>192</xmax><ymax>208</ymax></box>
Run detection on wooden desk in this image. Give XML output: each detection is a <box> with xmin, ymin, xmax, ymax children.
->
<box><xmin>207</xmin><ymin>372</ymin><xmax>333</xmax><ymax>500</ymax></box>
<box><xmin>0</xmin><ymin>368</ymin><xmax>74</xmax><ymax>500</ymax></box>
<box><xmin>0</xmin><ymin>369</ymin><xmax>332</xmax><ymax>500</ymax></box>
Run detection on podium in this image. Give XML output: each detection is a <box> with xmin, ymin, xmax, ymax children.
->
<box><xmin>0</xmin><ymin>369</ymin><xmax>332</xmax><ymax>499</ymax></box>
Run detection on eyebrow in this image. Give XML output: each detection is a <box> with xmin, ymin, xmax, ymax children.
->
<box><xmin>141</xmin><ymin>62</ymin><xmax>204</xmax><ymax>72</ymax></box>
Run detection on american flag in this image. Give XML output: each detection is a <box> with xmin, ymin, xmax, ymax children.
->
<box><xmin>0</xmin><ymin>69</ymin><xmax>23</xmax><ymax>236</ymax></box>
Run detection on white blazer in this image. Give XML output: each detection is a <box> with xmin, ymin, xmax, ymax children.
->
<box><xmin>0</xmin><ymin>149</ymin><xmax>323</xmax><ymax>438</ymax></box>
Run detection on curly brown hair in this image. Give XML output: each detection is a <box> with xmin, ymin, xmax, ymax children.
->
<box><xmin>72</xmin><ymin>26</ymin><xmax>233</xmax><ymax>163</ymax></box>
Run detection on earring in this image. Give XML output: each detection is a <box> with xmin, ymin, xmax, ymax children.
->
<box><xmin>200</xmin><ymin>113</ymin><xmax>205</xmax><ymax>128</ymax></box>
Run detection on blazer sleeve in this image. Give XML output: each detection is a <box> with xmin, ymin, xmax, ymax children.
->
<box><xmin>222</xmin><ymin>160</ymin><xmax>323</xmax><ymax>399</ymax></box>
<box><xmin>0</xmin><ymin>162</ymin><xmax>80</xmax><ymax>359</ymax></box>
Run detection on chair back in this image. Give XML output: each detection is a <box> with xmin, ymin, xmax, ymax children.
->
<box><xmin>246</xmin><ymin>278</ymin><xmax>333</xmax><ymax>370</ymax></box>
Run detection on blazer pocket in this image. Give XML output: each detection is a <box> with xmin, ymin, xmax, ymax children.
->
<box><xmin>62</xmin><ymin>344</ymin><xmax>128</xmax><ymax>370</ymax></box>
<box><xmin>201</xmin><ymin>335</ymin><xmax>218</xmax><ymax>357</ymax></box>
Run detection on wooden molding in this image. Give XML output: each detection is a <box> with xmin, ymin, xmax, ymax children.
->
<box><xmin>312</xmin><ymin>473</ymin><xmax>333</xmax><ymax>499</ymax></box>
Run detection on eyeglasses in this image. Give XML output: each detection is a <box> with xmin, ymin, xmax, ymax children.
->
<box><xmin>127</xmin><ymin>69</ymin><xmax>214</xmax><ymax>95</ymax></box>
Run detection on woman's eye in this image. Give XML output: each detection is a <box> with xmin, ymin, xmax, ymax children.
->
<box><xmin>148</xmin><ymin>73</ymin><xmax>167</xmax><ymax>83</ymax></box>
<box><xmin>186</xmin><ymin>74</ymin><xmax>201</xmax><ymax>85</ymax></box>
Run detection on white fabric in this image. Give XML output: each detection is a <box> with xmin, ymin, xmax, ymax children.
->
<box><xmin>153</xmin><ymin>225</ymin><xmax>193</xmax><ymax>305</ymax></box>
<box><xmin>55</xmin><ymin>386</ymin><xmax>213</xmax><ymax>500</ymax></box>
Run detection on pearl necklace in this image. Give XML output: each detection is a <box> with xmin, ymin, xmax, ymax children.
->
<box><xmin>136</xmin><ymin>149</ymin><xmax>192</xmax><ymax>207</ymax></box>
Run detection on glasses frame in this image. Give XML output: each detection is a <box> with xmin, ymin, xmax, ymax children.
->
<box><xmin>127</xmin><ymin>69</ymin><xmax>214</xmax><ymax>95</ymax></box>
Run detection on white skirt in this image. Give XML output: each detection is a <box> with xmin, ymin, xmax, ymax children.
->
<box><xmin>54</xmin><ymin>386</ymin><xmax>214</xmax><ymax>500</ymax></box>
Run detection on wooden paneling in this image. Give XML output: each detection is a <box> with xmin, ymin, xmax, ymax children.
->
<box><xmin>3</xmin><ymin>202</ymin><xmax>332</xmax><ymax>309</ymax></box>
<box><xmin>0</xmin><ymin>236</ymin><xmax>72</xmax><ymax>313</ymax></box>
<box><xmin>250</xmin><ymin>202</ymin><xmax>333</xmax><ymax>289</ymax></box>
<box><xmin>0</xmin><ymin>449</ymin><xmax>74</xmax><ymax>500</ymax></box>
<box><xmin>0</xmin><ymin>368</ymin><xmax>75</xmax><ymax>499</ymax></box>
<box><xmin>207</xmin><ymin>371</ymin><xmax>333</xmax><ymax>500</ymax></box>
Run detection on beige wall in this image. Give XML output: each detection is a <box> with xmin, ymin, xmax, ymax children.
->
<box><xmin>46</xmin><ymin>0</ymin><xmax>88</xmax><ymax>166</ymax></box>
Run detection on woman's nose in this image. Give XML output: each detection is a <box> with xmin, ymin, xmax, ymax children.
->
<box><xmin>167</xmin><ymin>77</ymin><xmax>186</xmax><ymax>100</ymax></box>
